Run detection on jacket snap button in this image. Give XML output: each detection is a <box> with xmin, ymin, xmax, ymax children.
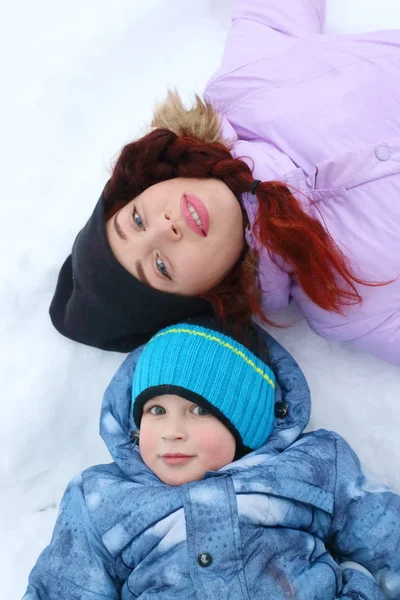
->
<box><xmin>375</xmin><ymin>145</ymin><xmax>391</xmax><ymax>161</ymax></box>
<box><xmin>197</xmin><ymin>552</ymin><xmax>213</xmax><ymax>567</ymax></box>
<box><xmin>275</xmin><ymin>402</ymin><xmax>289</xmax><ymax>418</ymax></box>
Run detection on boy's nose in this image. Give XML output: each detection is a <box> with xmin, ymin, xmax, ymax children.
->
<box><xmin>161</xmin><ymin>421</ymin><xmax>188</xmax><ymax>441</ymax></box>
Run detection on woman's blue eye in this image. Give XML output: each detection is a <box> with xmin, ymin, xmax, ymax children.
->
<box><xmin>156</xmin><ymin>255</ymin><xmax>170</xmax><ymax>279</ymax></box>
<box><xmin>149</xmin><ymin>405</ymin><xmax>165</xmax><ymax>416</ymax></box>
<box><xmin>133</xmin><ymin>207</ymin><xmax>144</xmax><ymax>229</ymax></box>
<box><xmin>192</xmin><ymin>406</ymin><xmax>209</xmax><ymax>416</ymax></box>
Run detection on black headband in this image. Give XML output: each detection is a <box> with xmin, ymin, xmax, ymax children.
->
<box><xmin>49</xmin><ymin>188</ymin><xmax>212</xmax><ymax>352</ymax></box>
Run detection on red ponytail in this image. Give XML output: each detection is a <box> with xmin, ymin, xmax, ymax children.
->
<box><xmin>253</xmin><ymin>181</ymin><xmax>382</xmax><ymax>313</ymax></box>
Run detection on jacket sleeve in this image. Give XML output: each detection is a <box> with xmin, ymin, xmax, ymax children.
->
<box><xmin>205</xmin><ymin>0</ymin><xmax>326</xmax><ymax>99</ymax></box>
<box><xmin>232</xmin><ymin>0</ymin><xmax>326</xmax><ymax>38</ymax></box>
<box><xmin>23</xmin><ymin>475</ymin><xmax>120</xmax><ymax>600</ymax></box>
<box><xmin>328</xmin><ymin>435</ymin><xmax>400</xmax><ymax>599</ymax></box>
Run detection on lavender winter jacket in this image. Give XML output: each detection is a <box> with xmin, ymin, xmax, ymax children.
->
<box><xmin>205</xmin><ymin>0</ymin><xmax>400</xmax><ymax>366</ymax></box>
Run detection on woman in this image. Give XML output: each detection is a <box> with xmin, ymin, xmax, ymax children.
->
<box><xmin>51</xmin><ymin>0</ymin><xmax>400</xmax><ymax>364</ymax></box>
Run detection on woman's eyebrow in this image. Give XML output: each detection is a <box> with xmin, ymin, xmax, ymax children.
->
<box><xmin>135</xmin><ymin>260</ymin><xmax>150</xmax><ymax>286</ymax></box>
<box><xmin>113</xmin><ymin>213</ymin><xmax>128</xmax><ymax>240</ymax></box>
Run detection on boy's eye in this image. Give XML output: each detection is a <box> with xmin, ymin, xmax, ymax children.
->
<box><xmin>132</xmin><ymin>207</ymin><xmax>144</xmax><ymax>229</ymax></box>
<box><xmin>192</xmin><ymin>406</ymin><xmax>210</xmax><ymax>416</ymax></box>
<box><xmin>149</xmin><ymin>405</ymin><xmax>166</xmax><ymax>416</ymax></box>
<box><xmin>156</xmin><ymin>254</ymin><xmax>171</xmax><ymax>280</ymax></box>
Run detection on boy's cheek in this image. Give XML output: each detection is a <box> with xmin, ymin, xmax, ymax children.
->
<box><xmin>138</xmin><ymin>425</ymin><xmax>156</xmax><ymax>462</ymax></box>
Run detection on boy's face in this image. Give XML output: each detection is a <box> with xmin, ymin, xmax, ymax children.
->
<box><xmin>139</xmin><ymin>394</ymin><xmax>236</xmax><ymax>486</ymax></box>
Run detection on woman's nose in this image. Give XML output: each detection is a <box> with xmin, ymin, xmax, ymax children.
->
<box><xmin>162</xmin><ymin>212</ymin><xmax>182</xmax><ymax>241</ymax></box>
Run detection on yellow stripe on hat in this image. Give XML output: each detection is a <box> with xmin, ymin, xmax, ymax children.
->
<box><xmin>151</xmin><ymin>327</ymin><xmax>275</xmax><ymax>389</ymax></box>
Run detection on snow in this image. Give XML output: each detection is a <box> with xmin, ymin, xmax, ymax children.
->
<box><xmin>1</xmin><ymin>1</ymin><xmax>400</xmax><ymax>597</ymax></box>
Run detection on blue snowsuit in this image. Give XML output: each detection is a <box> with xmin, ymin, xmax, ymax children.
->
<box><xmin>24</xmin><ymin>331</ymin><xmax>400</xmax><ymax>599</ymax></box>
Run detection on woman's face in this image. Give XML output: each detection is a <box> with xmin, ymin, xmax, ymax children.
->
<box><xmin>106</xmin><ymin>177</ymin><xmax>244</xmax><ymax>295</ymax></box>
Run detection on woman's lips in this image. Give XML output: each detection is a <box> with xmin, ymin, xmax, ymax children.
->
<box><xmin>161</xmin><ymin>453</ymin><xmax>195</xmax><ymax>466</ymax></box>
<box><xmin>180</xmin><ymin>194</ymin><xmax>210</xmax><ymax>237</ymax></box>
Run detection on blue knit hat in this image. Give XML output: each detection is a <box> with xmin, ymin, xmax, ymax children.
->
<box><xmin>132</xmin><ymin>319</ymin><xmax>276</xmax><ymax>456</ymax></box>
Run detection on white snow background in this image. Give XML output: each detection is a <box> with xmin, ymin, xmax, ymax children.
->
<box><xmin>1</xmin><ymin>1</ymin><xmax>400</xmax><ymax>597</ymax></box>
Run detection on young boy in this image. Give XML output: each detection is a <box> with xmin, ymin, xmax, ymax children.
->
<box><xmin>24</xmin><ymin>318</ymin><xmax>400</xmax><ymax>599</ymax></box>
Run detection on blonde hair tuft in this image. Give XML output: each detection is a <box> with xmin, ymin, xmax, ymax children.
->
<box><xmin>151</xmin><ymin>90</ymin><xmax>230</xmax><ymax>147</ymax></box>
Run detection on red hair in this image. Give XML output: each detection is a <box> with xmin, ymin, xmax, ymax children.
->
<box><xmin>105</xmin><ymin>128</ymin><xmax>381</xmax><ymax>327</ymax></box>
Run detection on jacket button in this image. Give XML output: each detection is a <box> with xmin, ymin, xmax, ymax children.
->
<box><xmin>375</xmin><ymin>145</ymin><xmax>391</xmax><ymax>161</ymax></box>
<box><xmin>197</xmin><ymin>553</ymin><xmax>213</xmax><ymax>567</ymax></box>
<box><xmin>275</xmin><ymin>402</ymin><xmax>289</xmax><ymax>418</ymax></box>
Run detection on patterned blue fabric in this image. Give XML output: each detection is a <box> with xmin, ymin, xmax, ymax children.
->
<box><xmin>24</xmin><ymin>329</ymin><xmax>400</xmax><ymax>599</ymax></box>
<box><xmin>132</xmin><ymin>323</ymin><xmax>276</xmax><ymax>449</ymax></box>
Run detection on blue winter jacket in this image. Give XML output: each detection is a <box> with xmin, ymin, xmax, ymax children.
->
<box><xmin>24</xmin><ymin>330</ymin><xmax>400</xmax><ymax>599</ymax></box>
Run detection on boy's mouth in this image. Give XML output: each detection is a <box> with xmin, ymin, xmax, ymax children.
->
<box><xmin>161</xmin><ymin>453</ymin><xmax>196</xmax><ymax>466</ymax></box>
